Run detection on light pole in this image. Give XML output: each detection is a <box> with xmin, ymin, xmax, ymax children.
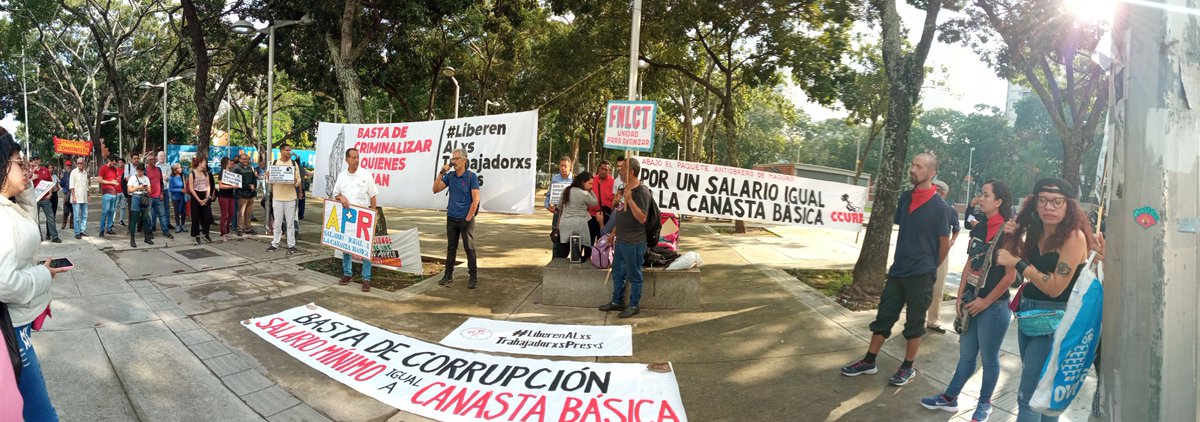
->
<box><xmin>233</xmin><ymin>16</ymin><xmax>314</xmax><ymax>229</ymax></box>
<box><xmin>102</xmin><ymin>111</ymin><xmax>121</xmax><ymax>157</ymax></box>
<box><xmin>21</xmin><ymin>45</ymin><xmax>30</xmax><ymax>158</ymax></box>
<box><xmin>440</xmin><ymin>67</ymin><xmax>460</xmax><ymax>119</ymax></box>
<box><xmin>484</xmin><ymin>100</ymin><xmax>499</xmax><ymax>115</ymax></box>
<box><xmin>139</xmin><ymin>71</ymin><xmax>195</xmax><ymax>153</ymax></box>
<box><xmin>676</xmin><ymin>144</ymin><xmax>682</xmax><ymax>160</ymax></box>
<box><xmin>965</xmin><ymin>146</ymin><xmax>976</xmax><ymax>201</ymax></box>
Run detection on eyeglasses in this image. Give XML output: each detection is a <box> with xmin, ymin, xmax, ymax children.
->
<box><xmin>11</xmin><ymin>159</ymin><xmax>30</xmax><ymax>172</ymax></box>
<box><xmin>1036</xmin><ymin>196</ymin><xmax>1067</xmax><ymax>209</ymax></box>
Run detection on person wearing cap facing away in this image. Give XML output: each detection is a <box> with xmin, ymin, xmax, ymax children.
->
<box><xmin>927</xmin><ymin>180</ymin><xmax>960</xmax><ymax>333</ymax></box>
<box><xmin>30</xmin><ymin>157</ymin><xmax>61</xmax><ymax>243</ymax></box>
<box><xmin>841</xmin><ymin>153</ymin><xmax>954</xmax><ymax>387</ymax></box>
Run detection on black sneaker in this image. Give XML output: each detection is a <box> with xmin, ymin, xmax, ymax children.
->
<box><xmin>145</xmin><ymin>237</ymin><xmax>155</xmax><ymax>245</ymax></box>
<box><xmin>204</xmin><ymin>235</ymin><xmax>212</xmax><ymax>243</ymax></box>
<box><xmin>889</xmin><ymin>367</ymin><xmax>918</xmax><ymax>386</ymax></box>
<box><xmin>75</xmin><ymin>234</ymin><xmax>82</xmax><ymax>239</ymax></box>
<box><xmin>267</xmin><ymin>246</ymin><xmax>278</xmax><ymax>252</ymax></box>
<box><xmin>286</xmin><ymin>247</ymin><xmax>298</xmax><ymax>255</ymax></box>
<box><xmin>80</xmin><ymin>232</ymin><xmax>88</xmax><ymax>237</ymax></box>
<box><xmin>437</xmin><ymin>274</ymin><xmax>453</xmax><ymax>286</ymax></box>
<box><xmin>618</xmin><ymin>306</ymin><xmax>641</xmax><ymax>318</ymax></box>
<box><xmin>598</xmin><ymin>302</ymin><xmax>624</xmax><ymax>312</ymax></box>
<box><xmin>163</xmin><ymin>232</ymin><xmax>174</xmax><ymax>239</ymax></box>
<box><xmin>106</xmin><ymin>230</ymin><xmax>116</xmax><ymax>235</ymax></box>
<box><xmin>194</xmin><ymin>237</ymin><xmax>202</xmax><ymax>245</ymax></box>
<box><xmin>468</xmin><ymin>277</ymin><xmax>478</xmax><ymax>289</ymax></box>
<box><xmin>130</xmin><ymin>239</ymin><xmax>137</xmax><ymax>248</ymax></box>
<box><xmin>51</xmin><ymin>238</ymin><xmax>61</xmax><ymax>243</ymax></box>
<box><xmin>98</xmin><ymin>231</ymin><xmax>105</xmax><ymax>238</ymax></box>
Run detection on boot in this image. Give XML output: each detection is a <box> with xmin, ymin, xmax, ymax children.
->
<box><xmin>145</xmin><ymin>234</ymin><xmax>155</xmax><ymax>245</ymax></box>
<box><xmin>130</xmin><ymin>237</ymin><xmax>137</xmax><ymax>248</ymax></box>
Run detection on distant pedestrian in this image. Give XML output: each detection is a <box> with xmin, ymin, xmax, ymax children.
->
<box><xmin>920</xmin><ymin>180</ymin><xmax>1015</xmax><ymax>422</ymax></box>
<box><xmin>963</xmin><ymin>191</ymin><xmax>984</xmax><ymax>230</ymax></box>
<box><xmin>170</xmin><ymin>163</ymin><xmax>187</xmax><ymax>233</ymax></box>
<box><xmin>126</xmin><ymin>164</ymin><xmax>155</xmax><ymax>248</ymax></box>
<box><xmin>598</xmin><ymin>157</ymin><xmax>651</xmax><ymax>318</ymax></box>
<box><xmin>69</xmin><ymin>157</ymin><xmax>91</xmax><ymax>238</ymax></box>
<box><xmin>98</xmin><ymin>155</ymin><xmax>122</xmax><ymax>237</ymax></box>
<box><xmin>433</xmin><ymin>148</ymin><xmax>480</xmax><ymax>289</ymax></box>
<box><xmin>115</xmin><ymin>157</ymin><xmax>127</xmax><ymax>227</ymax></box>
<box><xmin>267</xmin><ymin>144</ymin><xmax>301</xmax><ymax>254</ymax></box>
<box><xmin>144</xmin><ymin>154</ymin><xmax>174</xmax><ymax>239</ymax></box>
<box><xmin>47</xmin><ymin>163</ymin><xmax>59</xmax><ymax>217</ymax></box>
<box><xmin>995</xmin><ymin>178</ymin><xmax>1095</xmax><ymax>422</ymax></box>
<box><xmin>123</xmin><ymin>152</ymin><xmax>142</xmax><ymax>227</ymax></box>
<box><xmin>30</xmin><ymin>157</ymin><xmax>61</xmax><ymax>243</ymax></box>
<box><xmin>187</xmin><ymin>155</ymin><xmax>215</xmax><ymax>244</ymax></box>
<box><xmin>60</xmin><ymin>159</ymin><xmax>73</xmax><ymax>231</ymax></box>
<box><xmin>235</xmin><ymin>154</ymin><xmax>257</xmax><ymax>235</ymax></box>
<box><xmin>216</xmin><ymin>158</ymin><xmax>238</xmax><ymax>241</ymax></box>
<box><xmin>841</xmin><ymin>153</ymin><xmax>953</xmax><ymax>386</ymax></box>
<box><xmin>332</xmin><ymin>148</ymin><xmax>379</xmax><ymax>292</ymax></box>
<box><xmin>927</xmin><ymin>180</ymin><xmax>960</xmax><ymax>333</ymax></box>
<box><xmin>0</xmin><ymin>135</ymin><xmax>67</xmax><ymax>421</ymax></box>
<box><xmin>156</xmin><ymin>151</ymin><xmax>173</xmax><ymax>230</ymax></box>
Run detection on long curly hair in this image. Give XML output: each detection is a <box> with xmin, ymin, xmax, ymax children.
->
<box><xmin>1005</xmin><ymin>177</ymin><xmax>1095</xmax><ymax>258</ymax></box>
<box><xmin>982</xmin><ymin>179</ymin><xmax>1015</xmax><ymax>221</ymax></box>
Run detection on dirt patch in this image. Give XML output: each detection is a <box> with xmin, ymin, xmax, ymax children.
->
<box><xmin>713</xmin><ymin>226</ymin><xmax>780</xmax><ymax>237</ymax></box>
<box><xmin>301</xmin><ymin>257</ymin><xmax>445</xmax><ymax>292</ymax></box>
<box><xmin>787</xmin><ymin>269</ymin><xmax>880</xmax><ymax>311</ymax></box>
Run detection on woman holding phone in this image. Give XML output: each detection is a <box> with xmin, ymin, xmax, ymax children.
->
<box><xmin>0</xmin><ymin>135</ymin><xmax>67</xmax><ymax>420</ymax></box>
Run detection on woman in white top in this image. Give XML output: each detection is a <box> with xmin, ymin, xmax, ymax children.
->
<box><xmin>127</xmin><ymin>164</ymin><xmax>155</xmax><ymax>248</ymax></box>
<box><xmin>556</xmin><ymin>171</ymin><xmax>601</xmax><ymax>262</ymax></box>
<box><xmin>0</xmin><ymin>136</ymin><xmax>68</xmax><ymax>420</ymax></box>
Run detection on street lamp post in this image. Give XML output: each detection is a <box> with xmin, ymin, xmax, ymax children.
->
<box><xmin>232</xmin><ymin>16</ymin><xmax>313</xmax><ymax>230</ymax></box>
<box><xmin>965</xmin><ymin>147</ymin><xmax>976</xmax><ymax>201</ymax></box>
<box><xmin>102</xmin><ymin>111</ymin><xmax>121</xmax><ymax>157</ymax></box>
<box><xmin>139</xmin><ymin>71</ymin><xmax>195</xmax><ymax>153</ymax></box>
<box><xmin>441</xmin><ymin>67</ymin><xmax>460</xmax><ymax>119</ymax></box>
<box><xmin>676</xmin><ymin>144</ymin><xmax>682</xmax><ymax>161</ymax></box>
<box><xmin>484</xmin><ymin>100</ymin><xmax>499</xmax><ymax>115</ymax></box>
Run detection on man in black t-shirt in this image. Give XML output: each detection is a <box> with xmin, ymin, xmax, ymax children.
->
<box><xmin>841</xmin><ymin>153</ymin><xmax>953</xmax><ymax>387</ymax></box>
<box><xmin>598</xmin><ymin>157</ymin><xmax>653</xmax><ymax>319</ymax></box>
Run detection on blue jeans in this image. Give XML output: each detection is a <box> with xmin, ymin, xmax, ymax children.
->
<box><xmin>609</xmin><ymin>240</ymin><xmax>647</xmax><ymax>307</ymax></box>
<box><xmin>149</xmin><ymin>197</ymin><xmax>169</xmax><ymax>234</ymax></box>
<box><xmin>37</xmin><ymin>200</ymin><xmax>59</xmax><ymax>240</ymax></box>
<box><xmin>1017</xmin><ymin>297</ymin><xmax>1068</xmax><ymax>422</ymax></box>
<box><xmin>101</xmin><ymin>193</ymin><xmax>119</xmax><ymax>232</ymax></box>
<box><xmin>15</xmin><ymin>324</ymin><xmax>59</xmax><ymax>421</ymax></box>
<box><xmin>944</xmin><ymin>295</ymin><xmax>1012</xmax><ymax>403</ymax></box>
<box><xmin>343</xmin><ymin>252</ymin><xmax>372</xmax><ymax>280</ymax></box>
<box><xmin>72</xmin><ymin>203</ymin><xmax>88</xmax><ymax>235</ymax></box>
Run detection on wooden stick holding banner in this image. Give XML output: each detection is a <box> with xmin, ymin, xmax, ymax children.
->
<box><xmin>321</xmin><ymin>201</ymin><xmax>377</xmax><ymax>259</ymax></box>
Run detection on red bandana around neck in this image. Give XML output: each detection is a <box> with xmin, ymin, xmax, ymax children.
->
<box><xmin>909</xmin><ymin>186</ymin><xmax>937</xmax><ymax>213</ymax></box>
<box><xmin>986</xmin><ymin>212</ymin><xmax>1005</xmax><ymax>241</ymax></box>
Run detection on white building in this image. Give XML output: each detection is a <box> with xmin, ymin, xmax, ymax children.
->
<box><xmin>1004</xmin><ymin>82</ymin><xmax>1032</xmax><ymax>127</ymax></box>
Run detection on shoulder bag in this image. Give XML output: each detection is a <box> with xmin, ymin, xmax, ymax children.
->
<box><xmin>955</xmin><ymin>231</ymin><xmax>1003</xmax><ymax>334</ymax></box>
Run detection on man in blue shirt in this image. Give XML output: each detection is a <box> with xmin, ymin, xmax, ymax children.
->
<box><xmin>546</xmin><ymin>156</ymin><xmax>573</xmax><ymax>257</ymax></box>
<box><xmin>433</xmin><ymin>148</ymin><xmax>481</xmax><ymax>289</ymax></box>
<box><xmin>841</xmin><ymin>153</ymin><xmax>953</xmax><ymax>387</ymax></box>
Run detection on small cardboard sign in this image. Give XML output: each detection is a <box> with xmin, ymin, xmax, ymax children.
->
<box><xmin>269</xmin><ymin>165</ymin><xmax>296</xmax><ymax>184</ymax></box>
<box><xmin>221</xmin><ymin>170</ymin><xmax>242</xmax><ymax>187</ymax></box>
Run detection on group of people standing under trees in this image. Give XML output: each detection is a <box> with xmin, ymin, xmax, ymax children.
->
<box><xmin>840</xmin><ymin>153</ymin><xmax>1105</xmax><ymax>422</ymax></box>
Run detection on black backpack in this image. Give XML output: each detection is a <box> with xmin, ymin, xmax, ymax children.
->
<box><xmin>642</xmin><ymin>186</ymin><xmax>661</xmax><ymax>247</ymax></box>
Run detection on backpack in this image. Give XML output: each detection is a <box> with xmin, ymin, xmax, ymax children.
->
<box><xmin>642</xmin><ymin>186</ymin><xmax>662</xmax><ymax>247</ymax></box>
<box><xmin>590</xmin><ymin>236</ymin><xmax>613</xmax><ymax>269</ymax></box>
<box><xmin>643</xmin><ymin>246</ymin><xmax>680</xmax><ymax>268</ymax></box>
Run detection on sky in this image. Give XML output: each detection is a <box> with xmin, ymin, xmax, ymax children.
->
<box><xmin>791</xmin><ymin>4</ymin><xmax>1010</xmax><ymax>122</ymax></box>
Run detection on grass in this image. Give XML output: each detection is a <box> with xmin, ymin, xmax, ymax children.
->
<box><xmin>713</xmin><ymin>226</ymin><xmax>780</xmax><ymax>237</ymax></box>
<box><xmin>786</xmin><ymin>269</ymin><xmax>854</xmax><ymax>297</ymax></box>
<box><xmin>301</xmin><ymin>257</ymin><xmax>445</xmax><ymax>292</ymax></box>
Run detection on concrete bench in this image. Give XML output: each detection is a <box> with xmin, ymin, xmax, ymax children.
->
<box><xmin>540</xmin><ymin>258</ymin><xmax>701</xmax><ymax>309</ymax></box>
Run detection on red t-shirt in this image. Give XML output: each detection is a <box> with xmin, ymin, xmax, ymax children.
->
<box><xmin>99</xmin><ymin>165</ymin><xmax>120</xmax><ymax>195</ymax></box>
<box><xmin>32</xmin><ymin>167</ymin><xmax>53</xmax><ymax>185</ymax></box>
<box><xmin>145</xmin><ymin>166</ymin><xmax>164</xmax><ymax>198</ymax></box>
<box><xmin>593</xmin><ymin>176</ymin><xmax>616</xmax><ymax>208</ymax></box>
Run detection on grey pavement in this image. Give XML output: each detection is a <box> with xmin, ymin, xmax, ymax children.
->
<box><xmin>24</xmin><ymin>194</ymin><xmax>1095</xmax><ymax>421</ymax></box>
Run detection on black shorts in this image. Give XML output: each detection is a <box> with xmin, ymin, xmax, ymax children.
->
<box><xmin>868</xmin><ymin>273</ymin><xmax>936</xmax><ymax>339</ymax></box>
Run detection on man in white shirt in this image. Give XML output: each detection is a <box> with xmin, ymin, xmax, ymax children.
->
<box><xmin>331</xmin><ymin>148</ymin><xmax>379</xmax><ymax>292</ymax></box>
<box><xmin>267</xmin><ymin>144</ymin><xmax>302</xmax><ymax>254</ymax></box>
<box><xmin>156</xmin><ymin>150</ymin><xmax>173</xmax><ymax>231</ymax></box>
<box><xmin>69</xmin><ymin>157</ymin><xmax>91</xmax><ymax>239</ymax></box>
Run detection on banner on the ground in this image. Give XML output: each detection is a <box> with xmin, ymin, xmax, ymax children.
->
<box><xmin>603</xmin><ymin>100</ymin><xmax>657</xmax><ymax>152</ymax></box>
<box><xmin>245</xmin><ymin>304</ymin><xmax>687</xmax><ymax>422</ymax></box>
<box><xmin>335</xmin><ymin>227</ymin><xmax>423</xmax><ymax>275</ymax></box>
<box><xmin>221</xmin><ymin>170</ymin><xmax>242</xmax><ymax>187</ymax></box>
<box><xmin>546</xmin><ymin>182</ymin><xmax>569</xmax><ymax>208</ymax></box>
<box><xmin>33</xmin><ymin>181</ymin><xmax>55</xmax><ymax>202</ymax></box>
<box><xmin>322</xmin><ymin>202</ymin><xmax>377</xmax><ymax>259</ymax></box>
<box><xmin>636</xmin><ymin>157</ymin><xmax>868</xmax><ymax>231</ymax></box>
<box><xmin>312</xmin><ymin>111</ymin><xmax>539</xmax><ymax>214</ymax></box>
<box><xmin>440</xmin><ymin>318</ymin><xmax>633</xmax><ymax>357</ymax></box>
<box><xmin>269</xmin><ymin>164</ymin><xmax>296</xmax><ymax>183</ymax></box>
<box><xmin>53</xmin><ymin>137</ymin><xmax>92</xmax><ymax>156</ymax></box>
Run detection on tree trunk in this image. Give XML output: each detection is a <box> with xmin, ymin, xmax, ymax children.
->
<box><xmin>849</xmin><ymin>0</ymin><xmax>943</xmax><ymax>298</ymax></box>
<box><xmin>1061</xmin><ymin>133</ymin><xmax>1084</xmax><ymax>190</ymax></box>
<box><xmin>180</xmin><ymin>0</ymin><xmax>213</xmax><ymax>152</ymax></box>
<box><xmin>854</xmin><ymin>119</ymin><xmax>882</xmax><ymax>184</ymax></box>
<box><xmin>327</xmin><ymin>0</ymin><xmax>366</xmax><ymax>123</ymax></box>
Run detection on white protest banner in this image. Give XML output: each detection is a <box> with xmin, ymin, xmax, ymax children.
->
<box><xmin>637</xmin><ymin>157</ymin><xmax>868</xmax><ymax>231</ymax></box>
<box><xmin>335</xmin><ymin>227</ymin><xmax>423</xmax><ymax>275</ymax></box>
<box><xmin>221</xmin><ymin>170</ymin><xmax>242</xmax><ymax>187</ymax></box>
<box><xmin>603</xmin><ymin>100</ymin><xmax>657</xmax><ymax>152</ymax></box>
<box><xmin>313</xmin><ymin>110</ymin><xmax>538</xmax><ymax>214</ymax></box>
<box><xmin>440</xmin><ymin>318</ymin><xmax>633</xmax><ymax>357</ymax></box>
<box><xmin>245</xmin><ymin>304</ymin><xmax>688</xmax><ymax>422</ymax></box>
<box><xmin>33</xmin><ymin>181</ymin><xmax>55</xmax><ymax>202</ymax></box>
<box><xmin>269</xmin><ymin>164</ymin><xmax>296</xmax><ymax>183</ymax></box>
<box><xmin>322</xmin><ymin>202</ymin><xmax>377</xmax><ymax>258</ymax></box>
<box><xmin>546</xmin><ymin>182</ymin><xmax>569</xmax><ymax>208</ymax></box>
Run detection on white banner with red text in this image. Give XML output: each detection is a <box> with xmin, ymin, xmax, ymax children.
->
<box><xmin>334</xmin><ymin>227</ymin><xmax>424</xmax><ymax>275</ymax></box>
<box><xmin>245</xmin><ymin>304</ymin><xmax>688</xmax><ymax>422</ymax></box>
<box><xmin>440</xmin><ymin>318</ymin><xmax>633</xmax><ymax>357</ymax></box>
<box><xmin>312</xmin><ymin>111</ymin><xmax>539</xmax><ymax>214</ymax></box>
<box><xmin>636</xmin><ymin>157</ymin><xmax>868</xmax><ymax>231</ymax></box>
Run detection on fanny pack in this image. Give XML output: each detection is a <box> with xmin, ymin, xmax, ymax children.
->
<box><xmin>1016</xmin><ymin>309</ymin><xmax>1065</xmax><ymax>337</ymax></box>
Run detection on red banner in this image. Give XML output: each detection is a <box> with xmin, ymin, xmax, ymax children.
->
<box><xmin>53</xmin><ymin>137</ymin><xmax>92</xmax><ymax>156</ymax></box>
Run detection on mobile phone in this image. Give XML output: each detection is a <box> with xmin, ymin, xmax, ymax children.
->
<box><xmin>48</xmin><ymin>258</ymin><xmax>74</xmax><ymax>270</ymax></box>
